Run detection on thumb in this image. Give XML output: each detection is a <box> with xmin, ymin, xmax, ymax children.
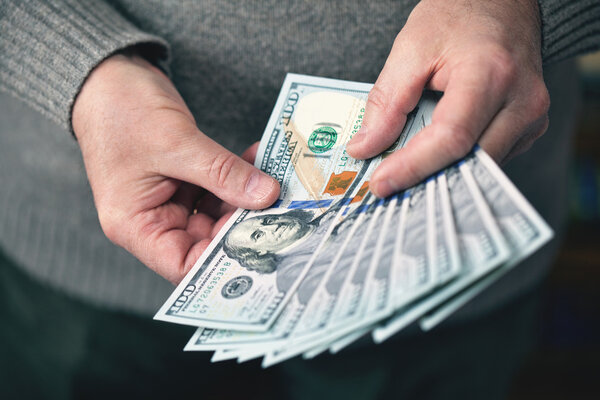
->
<box><xmin>346</xmin><ymin>33</ymin><xmax>430</xmax><ymax>160</ymax></box>
<box><xmin>163</xmin><ymin>133</ymin><xmax>280</xmax><ymax>209</ymax></box>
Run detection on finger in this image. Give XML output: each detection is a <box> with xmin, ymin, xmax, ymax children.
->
<box><xmin>478</xmin><ymin>108</ymin><xmax>549</xmax><ymax>164</ymax></box>
<box><xmin>162</xmin><ymin>133</ymin><xmax>280</xmax><ymax>210</ymax></box>
<box><xmin>346</xmin><ymin>35</ymin><xmax>431</xmax><ymax>159</ymax></box>
<box><xmin>126</xmin><ymin>203</ymin><xmax>233</xmax><ymax>284</ymax></box>
<box><xmin>178</xmin><ymin>209</ymin><xmax>233</xmax><ymax>265</ymax></box>
<box><xmin>369</xmin><ymin>62</ymin><xmax>512</xmax><ymax>197</ymax></box>
<box><xmin>125</xmin><ymin>203</ymin><xmax>197</xmax><ymax>283</ymax></box>
<box><xmin>181</xmin><ymin>240</ymin><xmax>212</xmax><ymax>281</ymax></box>
<box><xmin>241</xmin><ymin>142</ymin><xmax>261</xmax><ymax>164</ymax></box>
<box><xmin>189</xmin><ymin>140</ymin><xmax>262</xmax><ymax>218</ymax></box>
<box><xmin>186</xmin><ymin>213</ymin><xmax>216</xmax><ymax>241</ymax></box>
<box><xmin>478</xmin><ymin>82</ymin><xmax>550</xmax><ymax>164</ymax></box>
<box><xmin>500</xmin><ymin>116</ymin><xmax>548</xmax><ymax>164</ymax></box>
<box><xmin>212</xmin><ymin>210</ymin><xmax>235</xmax><ymax>237</ymax></box>
<box><xmin>128</xmin><ymin>202</ymin><xmax>231</xmax><ymax>283</ymax></box>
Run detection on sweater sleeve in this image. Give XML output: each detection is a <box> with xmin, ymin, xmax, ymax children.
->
<box><xmin>0</xmin><ymin>0</ymin><xmax>170</xmax><ymax>132</ymax></box>
<box><xmin>538</xmin><ymin>0</ymin><xmax>600</xmax><ymax>65</ymax></box>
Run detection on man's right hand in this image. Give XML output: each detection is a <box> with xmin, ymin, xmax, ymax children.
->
<box><xmin>72</xmin><ymin>53</ymin><xmax>280</xmax><ymax>284</ymax></box>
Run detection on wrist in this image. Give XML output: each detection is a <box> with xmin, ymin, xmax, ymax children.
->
<box><xmin>71</xmin><ymin>52</ymin><xmax>164</xmax><ymax>141</ymax></box>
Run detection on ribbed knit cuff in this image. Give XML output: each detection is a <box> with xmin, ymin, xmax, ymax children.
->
<box><xmin>538</xmin><ymin>0</ymin><xmax>600</xmax><ymax>65</ymax></box>
<box><xmin>0</xmin><ymin>0</ymin><xmax>170</xmax><ymax>132</ymax></box>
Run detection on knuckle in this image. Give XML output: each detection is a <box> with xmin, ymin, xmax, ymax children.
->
<box><xmin>97</xmin><ymin>209</ymin><xmax>121</xmax><ymax>245</ymax></box>
<box><xmin>533</xmin><ymin>114</ymin><xmax>550</xmax><ymax>141</ymax></box>
<box><xmin>515</xmin><ymin>138</ymin><xmax>535</xmax><ymax>157</ymax></box>
<box><xmin>392</xmin><ymin>29</ymin><xmax>420</xmax><ymax>60</ymax></box>
<box><xmin>529</xmin><ymin>81</ymin><xmax>551</xmax><ymax>119</ymax></box>
<box><xmin>488</xmin><ymin>48</ymin><xmax>518</xmax><ymax>87</ymax></box>
<box><xmin>442</xmin><ymin>124</ymin><xmax>476</xmax><ymax>159</ymax></box>
<box><xmin>392</xmin><ymin>30</ymin><xmax>406</xmax><ymax>49</ymax></box>
<box><xmin>207</xmin><ymin>152</ymin><xmax>238</xmax><ymax>189</ymax></box>
<box><xmin>540</xmin><ymin>115</ymin><xmax>550</xmax><ymax>135</ymax></box>
<box><xmin>366</xmin><ymin>85</ymin><xmax>390</xmax><ymax>113</ymax></box>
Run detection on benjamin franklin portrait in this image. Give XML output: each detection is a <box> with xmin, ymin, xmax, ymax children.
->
<box><xmin>222</xmin><ymin>197</ymin><xmax>369</xmax><ymax>275</ymax></box>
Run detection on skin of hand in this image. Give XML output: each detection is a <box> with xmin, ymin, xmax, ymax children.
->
<box><xmin>72</xmin><ymin>54</ymin><xmax>280</xmax><ymax>284</ymax></box>
<box><xmin>346</xmin><ymin>0</ymin><xmax>550</xmax><ymax>197</ymax></box>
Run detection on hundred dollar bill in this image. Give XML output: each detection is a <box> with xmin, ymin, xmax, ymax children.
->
<box><xmin>255</xmin><ymin>73</ymin><xmax>373</xmax><ymax>203</ymax></box>
<box><xmin>231</xmin><ymin>203</ymin><xmax>385</xmax><ymax>364</ymax></box>
<box><xmin>261</xmin><ymin>197</ymin><xmax>395</xmax><ymax>366</ymax></box>
<box><xmin>185</xmin><ymin>131</ymin><xmax>411</xmax><ymax>355</ymax></box>
<box><xmin>297</xmin><ymin>182</ymin><xmax>435</xmax><ymax>356</ymax></box>
<box><xmin>302</xmin><ymin>342</ymin><xmax>331</xmax><ymax>359</ymax></box>
<box><xmin>184</xmin><ymin>90</ymin><xmax>440</xmax><ymax>351</ymax></box>
<box><xmin>210</xmin><ymin>348</ymin><xmax>238</xmax><ymax>363</ymax></box>
<box><xmin>318</xmin><ymin>186</ymin><xmax>431</xmax><ymax>355</ymax></box>
<box><xmin>186</xmin><ymin>195</ymin><xmax>373</xmax><ymax>355</ymax></box>
<box><xmin>386</xmin><ymin>94</ymin><xmax>452</xmax><ymax>308</ymax></box>
<box><xmin>433</xmin><ymin>172</ymin><xmax>462</xmax><ymax>285</ymax></box>
<box><xmin>260</xmin><ymin>94</ymin><xmax>440</xmax><ymax>361</ymax></box>
<box><xmin>314</xmin><ymin>173</ymin><xmax>464</xmax><ymax>355</ymax></box>
<box><xmin>210</xmin><ymin>195</ymin><xmax>381</xmax><ymax>361</ymax></box>
<box><xmin>391</xmin><ymin>182</ymin><xmax>436</xmax><ymax>306</ymax></box>
<box><xmin>186</xmin><ymin>193</ymin><xmax>376</xmax><ymax>352</ymax></box>
<box><xmin>155</xmin><ymin>74</ymin><xmax>376</xmax><ymax>331</ymax></box>
<box><xmin>158</xmin><ymin>73</ymin><xmax>554</xmax><ymax>366</ymax></box>
<box><xmin>155</xmin><ymin>203</ymin><xmax>342</xmax><ymax>331</ymax></box>
<box><xmin>358</xmin><ymin>96</ymin><xmax>443</xmax><ymax>314</ymax></box>
<box><xmin>372</xmin><ymin>161</ymin><xmax>511</xmax><ymax>343</ymax></box>
<box><xmin>319</xmin><ymin>175</ymin><xmax>463</xmax><ymax>355</ymax></box>
<box><xmin>419</xmin><ymin>147</ymin><xmax>553</xmax><ymax>330</ymax></box>
<box><xmin>262</xmin><ymin>200</ymin><xmax>392</xmax><ymax>367</ymax></box>
<box><xmin>416</xmin><ymin>94</ymin><xmax>460</xmax><ymax>288</ymax></box>
<box><xmin>260</xmin><ymin>103</ymin><xmax>442</xmax><ymax>364</ymax></box>
<box><xmin>195</xmin><ymin>196</ymin><xmax>382</xmax><ymax>363</ymax></box>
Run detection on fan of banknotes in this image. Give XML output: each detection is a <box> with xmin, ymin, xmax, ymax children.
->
<box><xmin>155</xmin><ymin>74</ymin><xmax>553</xmax><ymax>367</ymax></box>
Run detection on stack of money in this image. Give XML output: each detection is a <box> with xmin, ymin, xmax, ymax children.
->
<box><xmin>155</xmin><ymin>74</ymin><xmax>553</xmax><ymax>367</ymax></box>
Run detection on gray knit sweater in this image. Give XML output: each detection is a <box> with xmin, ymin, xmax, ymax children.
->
<box><xmin>0</xmin><ymin>0</ymin><xmax>598</xmax><ymax>316</ymax></box>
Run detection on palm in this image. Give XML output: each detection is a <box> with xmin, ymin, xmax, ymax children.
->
<box><xmin>130</xmin><ymin>143</ymin><xmax>261</xmax><ymax>284</ymax></box>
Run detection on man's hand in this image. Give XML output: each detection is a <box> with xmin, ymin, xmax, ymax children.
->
<box><xmin>346</xmin><ymin>0</ymin><xmax>550</xmax><ymax>197</ymax></box>
<box><xmin>72</xmin><ymin>54</ymin><xmax>280</xmax><ymax>284</ymax></box>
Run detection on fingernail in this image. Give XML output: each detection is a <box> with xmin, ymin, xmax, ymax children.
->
<box><xmin>246</xmin><ymin>172</ymin><xmax>277</xmax><ymax>201</ymax></box>
<box><xmin>372</xmin><ymin>179</ymin><xmax>396</xmax><ymax>198</ymax></box>
<box><xmin>348</xmin><ymin>127</ymin><xmax>367</xmax><ymax>147</ymax></box>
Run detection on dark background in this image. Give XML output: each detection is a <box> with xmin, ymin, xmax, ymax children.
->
<box><xmin>508</xmin><ymin>51</ymin><xmax>600</xmax><ymax>399</ymax></box>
